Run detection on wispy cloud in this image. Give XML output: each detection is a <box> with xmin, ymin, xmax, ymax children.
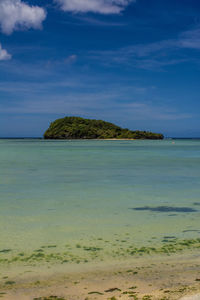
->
<box><xmin>0</xmin><ymin>43</ymin><xmax>11</xmax><ymax>60</ymax></box>
<box><xmin>116</xmin><ymin>102</ymin><xmax>193</xmax><ymax>121</ymax></box>
<box><xmin>72</xmin><ymin>15</ymin><xmax>127</xmax><ymax>26</ymax></box>
<box><xmin>0</xmin><ymin>77</ymin><xmax>194</xmax><ymax>124</ymax></box>
<box><xmin>178</xmin><ymin>27</ymin><xmax>200</xmax><ymax>49</ymax></box>
<box><xmin>87</xmin><ymin>26</ymin><xmax>200</xmax><ymax>70</ymax></box>
<box><xmin>0</xmin><ymin>0</ymin><xmax>46</xmax><ymax>35</ymax></box>
<box><xmin>54</xmin><ymin>0</ymin><xmax>135</xmax><ymax>14</ymax></box>
<box><xmin>64</xmin><ymin>54</ymin><xmax>77</xmax><ymax>64</ymax></box>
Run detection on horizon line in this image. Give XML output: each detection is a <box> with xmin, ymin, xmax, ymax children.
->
<box><xmin>1</xmin><ymin>137</ymin><xmax>200</xmax><ymax>140</ymax></box>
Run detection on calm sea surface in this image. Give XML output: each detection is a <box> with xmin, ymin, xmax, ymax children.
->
<box><xmin>1</xmin><ymin>139</ymin><xmax>200</xmax><ymax>257</ymax></box>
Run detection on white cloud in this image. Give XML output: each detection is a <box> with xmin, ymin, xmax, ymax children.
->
<box><xmin>178</xmin><ymin>28</ymin><xmax>200</xmax><ymax>49</ymax></box>
<box><xmin>55</xmin><ymin>0</ymin><xmax>134</xmax><ymax>14</ymax></box>
<box><xmin>0</xmin><ymin>0</ymin><xmax>46</xmax><ymax>35</ymax></box>
<box><xmin>64</xmin><ymin>54</ymin><xmax>77</xmax><ymax>64</ymax></box>
<box><xmin>0</xmin><ymin>43</ymin><xmax>11</xmax><ymax>60</ymax></box>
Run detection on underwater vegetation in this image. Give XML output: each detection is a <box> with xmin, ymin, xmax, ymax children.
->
<box><xmin>33</xmin><ymin>297</ymin><xmax>65</xmax><ymax>300</ymax></box>
<box><xmin>105</xmin><ymin>288</ymin><xmax>121</xmax><ymax>292</ymax></box>
<box><xmin>4</xmin><ymin>281</ymin><xmax>15</xmax><ymax>285</ymax></box>
<box><xmin>1</xmin><ymin>238</ymin><xmax>200</xmax><ymax>267</ymax></box>
<box><xmin>0</xmin><ymin>249</ymin><xmax>11</xmax><ymax>253</ymax></box>
<box><xmin>88</xmin><ymin>291</ymin><xmax>104</xmax><ymax>295</ymax></box>
<box><xmin>131</xmin><ymin>206</ymin><xmax>198</xmax><ymax>213</ymax></box>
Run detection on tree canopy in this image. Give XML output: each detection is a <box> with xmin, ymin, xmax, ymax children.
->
<box><xmin>44</xmin><ymin>116</ymin><xmax>164</xmax><ymax>140</ymax></box>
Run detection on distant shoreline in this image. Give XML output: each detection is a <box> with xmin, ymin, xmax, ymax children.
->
<box><xmin>1</xmin><ymin>137</ymin><xmax>200</xmax><ymax>140</ymax></box>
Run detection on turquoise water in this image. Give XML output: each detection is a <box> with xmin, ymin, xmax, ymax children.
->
<box><xmin>0</xmin><ymin>139</ymin><xmax>200</xmax><ymax>259</ymax></box>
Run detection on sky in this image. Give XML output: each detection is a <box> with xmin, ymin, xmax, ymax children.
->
<box><xmin>0</xmin><ymin>0</ymin><xmax>200</xmax><ymax>137</ymax></box>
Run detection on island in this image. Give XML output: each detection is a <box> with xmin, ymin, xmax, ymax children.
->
<box><xmin>44</xmin><ymin>116</ymin><xmax>164</xmax><ymax>140</ymax></box>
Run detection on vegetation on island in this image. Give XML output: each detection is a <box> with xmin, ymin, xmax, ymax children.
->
<box><xmin>44</xmin><ymin>117</ymin><xmax>164</xmax><ymax>140</ymax></box>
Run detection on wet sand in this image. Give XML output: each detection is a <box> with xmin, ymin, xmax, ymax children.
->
<box><xmin>180</xmin><ymin>295</ymin><xmax>200</xmax><ymax>300</ymax></box>
<box><xmin>1</xmin><ymin>252</ymin><xmax>200</xmax><ymax>300</ymax></box>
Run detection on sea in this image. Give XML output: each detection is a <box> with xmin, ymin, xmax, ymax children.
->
<box><xmin>0</xmin><ymin>138</ymin><xmax>200</xmax><ymax>269</ymax></box>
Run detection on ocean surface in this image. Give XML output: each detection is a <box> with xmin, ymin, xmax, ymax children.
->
<box><xmin>1</xmin><ymin>139</ymin><xmax>200</xmax><ymax>266</ymax></box>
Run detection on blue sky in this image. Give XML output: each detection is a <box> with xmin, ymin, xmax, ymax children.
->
<box><xmin>0</xmin><ymin>0</ymin><xmax>200</xmax><ymax>137</ymax></box>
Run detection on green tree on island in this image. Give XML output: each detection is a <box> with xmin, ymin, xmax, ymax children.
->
<box><xmin>44</xmin><ymin>117</ymin><xmax>164</xmax><ymax>140</ymax></box>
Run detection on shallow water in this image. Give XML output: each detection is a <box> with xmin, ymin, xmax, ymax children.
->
<box><xmin>0</xmin><ymin>139</ymin><xmax>200</xmax><ymax>264</ymax></box>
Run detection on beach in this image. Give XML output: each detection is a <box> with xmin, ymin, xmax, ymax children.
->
<box><xmin>1</xmin><ymin>0</ymin><xmax>199</xmax><ymax>297</ymax></box>
<box><xmin>1</xmin><ymin>250</ymin><xmax>200</xmax><ymax>299</ymax></box>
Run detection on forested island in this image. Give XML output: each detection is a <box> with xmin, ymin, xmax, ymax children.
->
<box><xmin>44</xmin><ymin>116</ymin><xmax>164</xmax><ymax>140</ymax></box>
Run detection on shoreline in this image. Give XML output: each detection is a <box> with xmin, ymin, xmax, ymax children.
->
<box><xmin>1</xmin><ymin>251</ymin><xmax>200</xmax><ymax>300</ymax></box>
<box><xmin>43</xmin><ymin>138</ymin><xmax>161</xmax><ymax>141</ymax></box>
